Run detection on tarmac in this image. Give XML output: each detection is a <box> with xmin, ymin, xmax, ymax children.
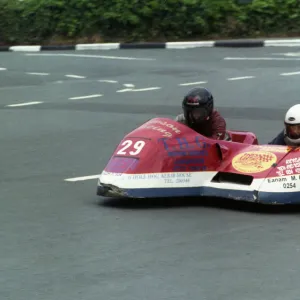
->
<box><xmin>1</xmin><ymin>46</ymin><xmax>300</xmax><ymax>300</ymax></box>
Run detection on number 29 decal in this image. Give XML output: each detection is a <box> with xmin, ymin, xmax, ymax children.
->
<box><xmin>116</xmin><ymin>139</ymin><xmax>146</xmax><ymax>156</ymax></box>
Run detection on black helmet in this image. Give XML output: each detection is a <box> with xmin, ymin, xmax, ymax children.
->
<box><xmin>182</xmin><ymin>87</ymin><xmax>214</xmax><ymax>124</ymax></box>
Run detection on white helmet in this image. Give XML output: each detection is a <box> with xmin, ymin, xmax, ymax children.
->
<box><xmin>284</xmin><ymin>104</ymin><xmax>300</xmax><ymax>145</ymax></box>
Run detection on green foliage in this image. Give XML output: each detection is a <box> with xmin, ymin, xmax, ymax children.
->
<box><xmin>0</xmin><ymin>0</ymin><xmax>300</xmax><ymax>45</ymax></box>
<box><xmin>244</xmin><ymin>0</ymin><xmax>300</xmax><ymax>35</ymax></box>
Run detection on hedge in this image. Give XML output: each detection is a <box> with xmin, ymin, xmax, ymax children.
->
<box><xmin>0</xmin><ymin>0</ymin><xmax>300</xmax><ymax>45</ymax></box>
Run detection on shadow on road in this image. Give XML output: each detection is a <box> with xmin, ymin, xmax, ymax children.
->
<box><xmin>98</xmin><ymin>196</ymin><xmax>300</xmax><ymax>215</ymax></box>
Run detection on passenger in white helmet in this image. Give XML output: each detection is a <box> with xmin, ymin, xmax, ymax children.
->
<box><xmin>268</xmin><ymin>104</ymin><xmax>300</xmax><ymax>146</ymax></box>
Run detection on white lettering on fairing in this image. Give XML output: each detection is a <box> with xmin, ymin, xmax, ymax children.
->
<box><xmin>150</xmin><ymin>120</ymin><xmax>181</xmax><ymax>134</ymax></box>
<box><xmin>140</xmin><ymin>124</ymin><xmax>172</xmax><ymax>137</ymax></box>
<box><xmin>140</xmin><ymin>120</ymin><xmax>181</xmax><ymax>137</ymax></box>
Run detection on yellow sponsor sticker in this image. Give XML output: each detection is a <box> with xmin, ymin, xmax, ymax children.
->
<box><xmin>232</xmin><ymin>151</ymin><xmax>277</xmax><ymax>173</ymax></box>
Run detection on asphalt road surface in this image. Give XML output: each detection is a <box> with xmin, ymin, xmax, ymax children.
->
<box><xmin>2</xmin><ymin>47</ymin><xmax>300</xmax><ymax>300</ymax></box>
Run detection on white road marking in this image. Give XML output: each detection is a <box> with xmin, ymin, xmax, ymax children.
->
<box><xmin>224</xmin><ymin>57</ymin><xmax>300</xmax><ymax>61</ymax></box>
<box><xmin>166</xmin><ymin>41</ymin><xmax>215</xmax><ymax>49</ymax></box>
<box><xmin>69</xmin><ymin>94</ymin><xmax>102</xmax><ymax>100</ymax></box>
<box><xmin>0</xmin><ymin>68</ymin><xmax>7</xmax><ymax>70</ymax></box>
<box><xmin>98</xmin><ymin>80</ymin><xmax>118</xmax><ymax>83</ymax></box>
<box><xmin>178</xmin><ymin>81</ymin><xmax>207</xmax><ymax>86</ymax></box>
<box><xmin>10</xmin><ymin>45</ymin><xmax>41</xmax><ymax>52</ymax></box>
<box><xmin>6</xmin><ymin>101</ymin><xmax>43</xmax><ymax>107</ymax></box>
<box><xmin>26</xmin><ymin>72</ymin><xmax>49</xmax><ymax>76</ymax></box>
<box><xmin>272</xmin><ymin>52</ymin><xmax>300</xmax><ymax>57</ymax></box>
<box><xmin>65</xmin><ymin>74</ymin><xmax>86</xmax><ymax>79</ymax></box>
<box><xmin>124</xmin><ymin>83</ymin><xmax>135</xmax><ymax>88</ymax></box>
<box><xmin>132</xmin><ymin>87</ymin><xmax>161</xmax><ymax>92</ymax></box>
<box><xmin>280</xmin><ymin>71</ymin><xmax>300</xmax><ymax>76</ymax></box>
<box><xmin>281</xmin><ymin>52</ymin><xmax>300</xmax><ymax>57</ymax></box>
<box><xmin>76</xmin><ymin>43</ymin><xmax>119</xmax><ymax>50</ymax></box>
<box><xmin>116</xmin><ymin>87</ymin><xmax>161</xmax><ymax>93</ymax></box>
<box><xmin>116</xmin><ymin>88</ymin><xmax>133</xmax><ymax>93</ymax></box>
<box><xmin>227</xmin><ymin>76</ymin><xmax>255</xmax><ymax>81</ymax></box>
<box><xmin>64</xmin><ymin>174</ymin><xmax>100</xmax><ymax>182</ymax></box>
<box><xmin>264</xmin><ymin>39</ymin><xmax>300</xmax><ymax>47</ymax></box>
<box><xmin>25</xmin><ymin>53</ymin><xmax>156</xmax><ymax>61</ymax></box>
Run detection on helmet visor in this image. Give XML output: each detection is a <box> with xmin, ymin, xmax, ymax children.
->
<box><xmin>286</xmin><ymin>124</ymin><xmax>300</xmax><ymax>139</ymax></box>
<box><xmin>189</xmin><ymin>107</ymin><xmax>209</xmax><ymax>121</ymax></box>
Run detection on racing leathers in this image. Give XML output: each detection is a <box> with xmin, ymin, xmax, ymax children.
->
<box><xmin>268</xmin><ymin>129</ymin><xmax>300</xmax><ymax>146</ymax></box>
<box><xmin>268</xmin><ymin>130</ymin><xmax>286</xmax><ymax>145</ymax></box>
<box><xmin>175</xmin><ymin>109</ymin><xmax>227</xmax><ymax>140</ymax></box>
<box><xmin>268</xmin><ymin>104</ymin><xmax>300</xmax><ymax>147</ymax></box>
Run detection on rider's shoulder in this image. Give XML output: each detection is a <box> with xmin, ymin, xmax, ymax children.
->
<box><xmin>175</xmin><ymin>113</ymin><xmax>186</xmax><ymax>123</ymax></box>
<box><xmin>211</xmin><ymin>108</ymin><xmax>222</xmax><ymax>117</ymax></box>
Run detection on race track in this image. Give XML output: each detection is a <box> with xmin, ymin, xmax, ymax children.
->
<box><xmin>2</xmin><ymin>47</ymin><xmax>300</xmax><ymax>300</ymax></box>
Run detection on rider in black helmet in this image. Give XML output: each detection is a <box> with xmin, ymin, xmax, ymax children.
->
<box><xmin>175</xmin><ymin>87</ymin><xmax>227</xmax><ymax>140</ymax></box>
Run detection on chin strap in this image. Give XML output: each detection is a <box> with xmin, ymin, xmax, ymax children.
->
<box><xmin>284</xmin><ymin>135</ymin><xmax>299</xmax><ymax>146</ymax></box>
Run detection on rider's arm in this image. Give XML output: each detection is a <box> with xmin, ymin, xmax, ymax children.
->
<box><xmin>174</xmin><ymin>114</ymin><xmax>186</xmax><ymax>124</ymax></box>
<box><xmin>268</xmin><ymin>130</ymin><xmax>286</xmax><ymax>145</ymax></box>
<box><xmin>211</xmin><ymin>110</ymin><xmax>226</xmax><ymax>140</ymax></box>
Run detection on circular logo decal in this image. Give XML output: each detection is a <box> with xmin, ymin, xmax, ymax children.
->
<box><xmin>232</xmin><ymin>151</ymin><xmax>277</xmax><ymax>173</ymax></box>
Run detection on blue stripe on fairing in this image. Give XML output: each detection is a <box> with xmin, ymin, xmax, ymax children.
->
<box><xmin>119</xmin><ymin>186</ymin><xmax>300</xmax><ymax>204</ymax></box>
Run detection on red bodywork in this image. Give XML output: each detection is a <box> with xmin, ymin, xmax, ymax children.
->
<box><xmin>103</xmin><ymin>117</ymin><xmax>297</xmax><ymax>179</ymax></box>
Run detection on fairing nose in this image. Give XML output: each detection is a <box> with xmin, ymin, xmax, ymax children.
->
<box><xmin>256</xmin><ymin>176</ymin><xmax>298</xmax><ymax>205</ymax></box>
<box><xmin>256</xmin><ymin>156</ymin><xmax>300</xmax><ymax>205</ymax></box>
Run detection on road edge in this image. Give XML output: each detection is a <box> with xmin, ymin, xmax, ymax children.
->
<box><xmin>1</xmin><ymin>38</ymin><xmax>300</xmax><ymax>52</ymax></box>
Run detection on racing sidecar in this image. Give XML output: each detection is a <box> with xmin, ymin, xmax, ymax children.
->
<box><xmin>97</xmin><ymin>117</ymin><xmax>300</xmax><ymax>205</ymax></box>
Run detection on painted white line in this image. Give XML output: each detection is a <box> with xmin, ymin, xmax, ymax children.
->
<box><xmin>26</xmin><ymin>72</ymin><xmax>49</xmax><ymax>76</ymax></box>
<box><xmin>6</xmin><ymin>101</ymin><xmax>43</xmax><ymax>107</ymax></box>
<box><xmin>132</xmin><ymin>87</ymin><xmax>161</xmax><ymax>92</ymax></box>
<box><xmin>64</xmin><ymin>174</ymin><xmax>100</xmax><ymax>182</ymax></box>
<box><xmin>124</xmin><ymin>83</ymin><xmax>135</xmax><ymax>88</ymax></box>
<box><xmin>282</xmin><ymin>52</ymin><xmax>300</xmax><ymax>57</ymax></box>
<box><xmin>0</xmin><ymin>68</ymin><xmax>7</xmax><ymax>71</ymax></box>
<box><xmin>65</xmin><ymin>74</ymin><xmax>86</xmax><ymax>79</ymax></box>
<box><xmin>265</xmin><ymin>40</ymin><xmax>300</xmax><ymax>47</ymax></box>
<box><xmin>266</xmin><ymin>43</ymin><xmax>300</xmax><ymax>47</ymax></box>
<box><xmin>166</xmin><ymin>41</ymin><xmax>215</xmax><ymax>49</ymax></box>
<box><xmin>69</xmin><ymin>94</ymin><xmax>102</xmax><ymax>100</ymax></box>
<box><xmin>227</xmin><ymin>76</ymin><xmax>255</xmax><ymax>81</ymax></box>
<box><xmin>25</xmin><ymin>53</ymin><xmax>156</xmax><ymax>61</ymax></box>
<box><xmin>265</xmin><ymin>39</ymin><xmax>300</xmax><ymax>43</ymax></box>
<box><xmin>178</xmin><ymin>81</ymin><xmax>207</xmax><ymax>86</ymax></box>
<box><xmin>98</xmin><ymin>80</ymin><xmax>118</xmax><ymax>83</ymax></box>
<box><xmin>76</xmin><ymin>43</ymin><xmax>119</xmax><ymax>50</ymax></box>
<box><xmin>272</xmin><ymin>52</ymin><xmax>300</xmax><ymax>57</ymax></box>
<box><xmin>224</xmin><ymin>57</ymin><xmax>300</xmax><ymax>61</ymax></box>
<box><xmin>116</xmin><ymin>87</ymin><xmax>161</xmax><ymax>93</ymax></box>
<box><xmin>10</xmin><ymin>45</ymin><xmax>41</xmax><ymax>52</ymax></box>
<box><xmin>116</xmin><ymin>88</ymin><xmax>133</xmax><ymax>93</ymax></box>
<box><xmin>280</xmin><ymin>71</ymin><xmax>300</xmax><ymax>76</ymax></box>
